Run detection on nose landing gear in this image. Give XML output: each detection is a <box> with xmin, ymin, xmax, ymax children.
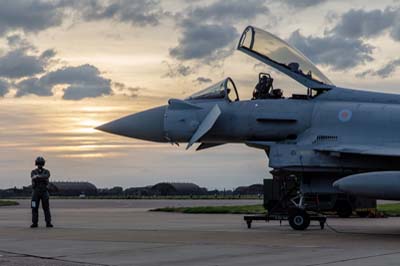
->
<box><xmin>243</xmin><ymin>178</ymin><xmax>327</xmax><ymax>231</ymax></box>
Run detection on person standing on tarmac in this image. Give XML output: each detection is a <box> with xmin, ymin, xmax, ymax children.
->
<box><xmin>30</xmin><ymin>156</ymin><xmax>53</xmax><ymax>228</ymax></box>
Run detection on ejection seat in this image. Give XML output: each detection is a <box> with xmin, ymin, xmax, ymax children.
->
<box><xmin>252</xmin><ymin>73</ymin><xmax>283</xmax><ymax>100</ymax></box>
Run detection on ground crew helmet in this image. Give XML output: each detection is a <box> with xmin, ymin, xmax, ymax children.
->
<box><xmin>35</xmin><ymin>156</ymin><xmax>45</xmax><ymax>166</ymax></box>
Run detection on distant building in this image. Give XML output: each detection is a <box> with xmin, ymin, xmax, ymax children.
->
<box><xmin>48</xmin><ymin>181</ymin><xmax>97</xmax><ymax>196</ymax></box>
<box><xmin>233</xmin><ymin>184</ymin><xmax>263</xmax><ymax>195</ymax></box>
<box><xmin>97</xmin><ymin>186</ymin><xmax>124</xmax><ymax>196</ymax></box>
<box><xmin>152</xmin><ymin>182</ymin><xmax>207</xmax><ymax>196</ymax></box>
<box><xmin>0</xmin><ymin>186</ymin><xmax>32</xmax><ymax>198</ymax></box>
<box><xmin>124</xmin><ymin>186</ymin><xmax>152</xmax><ymax>196</ymax></box>
<box><xmin>125</xmin><ymin>182</ymin><xmax>207</xmax><ymax>196</ymax></box>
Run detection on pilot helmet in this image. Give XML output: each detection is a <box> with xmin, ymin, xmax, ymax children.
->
<box><xmin>35</xmin><ymin>156</ymin><xmax>46</xmax><ymax>167</ymax></box>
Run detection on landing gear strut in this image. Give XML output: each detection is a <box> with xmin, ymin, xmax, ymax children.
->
<box><xmin>288</xmin><ymin>193</ymin><xmax>312</xmax><ymax>230</ymax></box>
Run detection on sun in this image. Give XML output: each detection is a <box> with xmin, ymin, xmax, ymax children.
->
<box><xmin>74</xmin><ymin>119</ymin><xmax>104</xmax><ymax>134</ymax></box>
<box><xmin>79</xmin><ymin>119</ymin><xmax>102</xmax><ymax>127</ymax></box>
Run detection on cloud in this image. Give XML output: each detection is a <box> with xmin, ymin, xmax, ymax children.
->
<box><xmin>15</xmin><ymin>77</ymin><xmax>53</xmax><ymax>97</ymax></box>
<box><xmin>112</xmin><ymin>82</ymin><xmax>140</xmax><ymax>98</ymax></box>
<box><xmin>0</xmin><ymin>50</ymin><xmax>50</xmax><ymax>79</ymax></box>
<box><xmin>170</xmin><ymin>0</ymin><xmax>268</xmax><ymax>64</ymax></box>
<box><xmin>195</xmin><ymin>77</ymin><xmax>212</xmax><ymax>84</ymax></box>
<box><xmin>0</xmin><ymin>79</ymin><xmax>10</xmax><ymax>97</ymax></box>
<box><xmin>170</xmin><ymin>22</ymin><xmax>238</xmax><ymax>62</ymax></box>
<box><xmin>0</xmin><ymin>1</ymin><xmax>63</xmax><ymax>36</ymax></box>
<box><xmin>15</xmin><ymin>64</ymin><xmax>113</xmax><ymax>100</ymax></box>
<box><xmin>78</xmin><ymin>0</ymin><xmax>164</xmax><ymax>27</ymax></box>
<box><xmin>0</xmin><ymin>0</ymin><xmax>166</xmax><ymax>37</ymax></box>
<box><xmin>40</xmin><ymin>49</ymin><xmax>57</xmax><ymax>60</ymax></box>
<box><xmin>0</xmin><ymin>32</ymin><xmax>129</xmax><ymax>101</ymax></box>
<box><xmin>357</xmin><ymin>58</ymin><xmax>400</xmax><ymax>78</ymax></box>
<box><xmin>281</xmin><ymin>0</ymin><xmax>327</xmax><ymax>9</ymax></box>
<box><xmin>0</xmin><ymin>34</ymin><xmax>56</xmax><ymax>79</ymax></box>
<box><xmin>63</xmin><ymin>84</ymin><xmax>112</xmax><ymax>100</ymax></box>
<box><xmin>329</xmin><ymin>7</ymin><xmax>400</xmax><ymax>41</ymax></box>
<box><xmin>42</xmin><ymin>64</ymin><xmax>106</xmax><ymax>85</ymax></box>
<box><xmin>163</xmin><ymin>62</ymin><xmax>194</xmax><ymax>77</ymax></box>
<box><xmin>50</xmin><ymin>65</ymin><xmax>112</xmax><ymax>100</ymax></box>
<box><xmin>15</xmin><ymin>64</ymin><xmax>139</xmax><ymax>100</ymax></box>
<box><xmin>187</xmin><ymin>0</ymin><xmax>269</xmax><ymax>24</ymax></box>
<box><xmin>288</xmin><ymin>30</ymin><xmax>374</xmax><ymax>70</ymax></box>
<box><xmin>329</xmin><ymin>8</ymin><xmax>395</xmax><ymax>39</ymax></box>
<box><xmin>6</xmin><ymin>34</ymin><xmax>35</xmax><ymax>50</ymax></box>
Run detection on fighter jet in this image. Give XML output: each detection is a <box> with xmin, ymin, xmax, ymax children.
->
<box><xmin>98</xmin><ymin>26</ymin><xmax>400</xmax><ymax>229</ymax></box>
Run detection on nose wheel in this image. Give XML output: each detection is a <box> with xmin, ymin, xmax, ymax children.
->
<box><xmin>288</xmin><ymin>208</ymin><xmax>310</xmax><ymax>230</ymax></box>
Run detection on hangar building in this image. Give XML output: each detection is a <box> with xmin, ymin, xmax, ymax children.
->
<box><xmin>234</xmin><ymin>184</ymin><xmax>263</xmax><ymax>195</ymax></box>
<box><xmin>125</xmin><ymin>182</ymin><xmax>207</xmax><ymax>196</ymax></box>
<box><xmin>48</xmin><ymin>181</ymin><xmax>97</xmax><ymax>196</ymax></box>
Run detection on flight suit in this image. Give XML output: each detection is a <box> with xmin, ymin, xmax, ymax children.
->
<box><xmin>31</xmin><ymin>168</ymin><xmax>51</xmax><ymax>225</ymax></box>
<box><xmin>253</xmin><ymin>77</ymin><xmax>273</xmax><ymax>99</ymax></box>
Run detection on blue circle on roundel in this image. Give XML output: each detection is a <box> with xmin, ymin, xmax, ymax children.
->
<box><xmin>338</xmin><ymin>109</ymin><xmax>352</xmax><ymax>122</ymax></box>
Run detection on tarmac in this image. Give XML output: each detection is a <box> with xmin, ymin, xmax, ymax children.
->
<box><xmin>0</xmin><ymin>199</ymin><xmax>400</xmax><ymax>266</ymax></box>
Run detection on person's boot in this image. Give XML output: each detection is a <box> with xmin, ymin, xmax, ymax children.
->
<box><xmin>30</xmin><ymin>223</ymin><xmax>38</xmax><ymax>228</ymax></box>
<box><xmin>46</xmin><ymin>223</ymin><xmax>53</xmax><ymax>228</ymax></box>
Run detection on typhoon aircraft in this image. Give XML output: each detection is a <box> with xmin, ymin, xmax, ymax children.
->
<box><xmin>98</xmin><ymin>26</ymin><xmax>400</xmax><ymax>229</ymax></box>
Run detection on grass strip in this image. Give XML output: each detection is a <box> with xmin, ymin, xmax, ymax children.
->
<box><xmin>377</xmin><ymin>203</ymin><xmax>400</xmax><ymax>216</ymax></box>
<box><xmin>0</xmin><ymin>200</ymin><xmax>19</xmax><ymax>207</ymax></box>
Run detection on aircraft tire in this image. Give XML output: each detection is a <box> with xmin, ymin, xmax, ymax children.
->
<box><xmin>288</xmin><ymin>209</ymin><xmax>310</xmax><ymax>230</ymax></box>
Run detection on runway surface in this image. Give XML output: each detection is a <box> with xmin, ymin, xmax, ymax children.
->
<box><xmin>0</xmin><ymin>199</ymin><xmax>400</xmax><ymax>266</ymax></box>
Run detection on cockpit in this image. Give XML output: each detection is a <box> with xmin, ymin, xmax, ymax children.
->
<box><xmin>186</xmin><ymin>77</ymin><xmax>239</xmax><ymax>102</ymax></box>
<box><xmin>186</xmin><ymin>26</ymin><xmax>335</xmax><ymax>103</ymax></box>
<box><xmin>186</xmin><ymin>71</ymin><xmax>318</xmax><ymax>103</ymax></box>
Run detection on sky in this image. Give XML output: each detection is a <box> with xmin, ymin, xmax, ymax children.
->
<box><xmin>1</xmin><ymin>0</ymin><xmax>400</xmax><ymax>189</ymax></box>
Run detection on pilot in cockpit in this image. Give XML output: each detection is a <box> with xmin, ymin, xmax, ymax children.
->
<box><xmin>252</xmin><ymin>73</ymin><xmax>283</xmax><ymax>100</ymax></box>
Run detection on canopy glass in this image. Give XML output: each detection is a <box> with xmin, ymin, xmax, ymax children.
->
<box><xmin>238</xmin><ymin>26</ymin><xmax>333</xmax><ymax>87</ymax></box>
<box><xmin>186</xmin><ymin>78</ymin><xmax>239</xmax><ymax>102</ymax></box>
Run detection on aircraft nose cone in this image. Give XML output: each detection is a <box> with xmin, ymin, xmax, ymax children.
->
<box><xmin>96</xmin><ymin>106</ymin><xmax>167</xmax><ymax>142</ymax></box>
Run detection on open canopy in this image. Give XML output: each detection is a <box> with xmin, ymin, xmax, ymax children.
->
<box><xmin>238</xmin><ymin>26</ymin><xmax>334</xmax><ymax>90</ymax></box>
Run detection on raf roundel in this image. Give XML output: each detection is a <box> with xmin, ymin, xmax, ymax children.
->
<box><xmin>338</xmin><ymin>109</ymin><xmax>352</xmax><ymax>122</ymax></box>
